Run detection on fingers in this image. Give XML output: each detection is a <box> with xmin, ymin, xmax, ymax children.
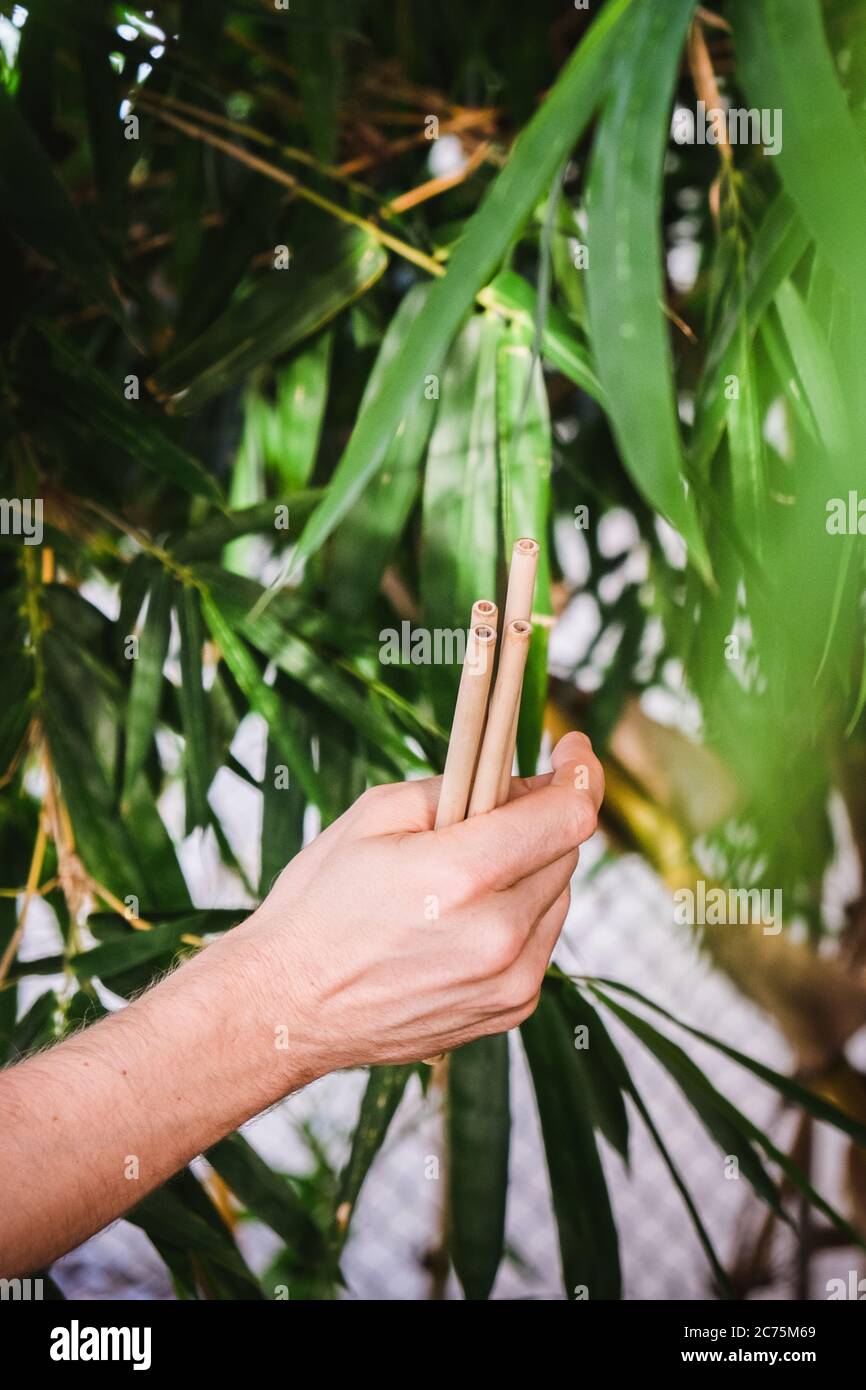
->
<box><xmin>527</xmin><ymin>888</ymin><xmax>572</xmax><ymax>971</ymax></box>
<box><xmin>349</xmin><ymin>776</ymin><xmax>443</xmax><ymax>835</ymax></box>
<box><xmin>442</xmin><ymin>732</ymin><xmax>602</xmax><ymax>891</ymax></box>
<box><xmin>478</xmin><ymin>891</ymin><xmax>572</xmax><ymax>1036</ymax></box>
<box><xmin>502</xmin><ymin>891</ymin><xmax>572</xmax><ymax>1020</ymax></box>
<box><xmin>550</xmin><ymin>730</ymin><xmax>605</xmax><ymax>808</ymax></box>
<box><xmin>499</xmin><ymin>847</ymin><xmax>578</xmax><ymax>929</ymax></box>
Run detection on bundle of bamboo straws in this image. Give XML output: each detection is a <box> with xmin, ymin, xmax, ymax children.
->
<box><xmin>436</xmin><ymin>536</ymin><xmax>540</xmax><ymax>828</ymax></box>
<box><xmin>422</xmin><ymin>540</ymin><xmax>539</xmax><ymax>1065</ymax></box>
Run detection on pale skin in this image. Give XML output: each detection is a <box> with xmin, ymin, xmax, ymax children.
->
<box><xmin>0</xmin><ymin>730</ymin><xmax>603</xmax><ymax>1277</ymax></box>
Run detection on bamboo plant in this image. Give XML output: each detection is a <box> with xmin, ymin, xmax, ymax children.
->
<box><xmin>1</xmin><ymin>0</ymin><xmax>866</xmax><ymax>1299</ymax></box>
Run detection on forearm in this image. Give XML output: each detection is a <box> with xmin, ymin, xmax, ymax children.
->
<box><xmin>0</xmin><ymin>912</ymin><xmax>318</xmax><ymax>1276</ymax></box>
<box><xmin>0</xmin><ymin>733</ymin><xmax>601</xmax><ymax>1278</ymax></box>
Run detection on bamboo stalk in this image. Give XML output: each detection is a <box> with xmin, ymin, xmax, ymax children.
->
<box><xmin>0</xmin><ymin>818</ymin><xmax>48</xmax><ymax>985</ymax></box>
<box><xmin>468</xmin><ymin>619</ymin><xmax>533</xmax><ymax>817</ymax></box>
<box><xmin>496</xmin><ymin>539</ymin><xmax>540</xmax><ymax>803</ymax></box>
<box><xmin>435</xmin><ymin>621</ymin><xmax>497</xmax><ymax>829</ymax></box>
<box><xmin>135</xmin><ymin>98</ymin><xmax>446</xmax><ymax>279</ymax></box>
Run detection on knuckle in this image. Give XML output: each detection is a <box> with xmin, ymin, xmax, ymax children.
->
<box><xmin>356</xmin><ymin>783</ymin><xmax>394</xmax><ymax>814</ymax></box>
<box><xmin>447</xmin><ymin>860</ymin><xmax>479</xmax><ymax>905</ymax></box>
<box><xmin>474</xmin><ymin>925</ymin><xmax>519</xmax><ymax>978</ymax></box>
<box><xmin>504</xmin><ymin>961</ymin><xmax>543</xmax><ymax>1013</ymax></box>
<box><xmin>566</xmin><ymin>792</ymin><xmax>597</xmax><ymax>844</ymax></box>
<box><xmin>449</xmin><ymin>852</ymin><xmax>494</xmax><ymax>904</ymax></box>
<box><xmin>515</xmin><ymin>986</ymin><xmax>543</xmax><ymax>1024</ymax></box>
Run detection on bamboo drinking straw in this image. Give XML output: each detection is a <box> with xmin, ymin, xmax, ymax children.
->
<box><xmin>467</xmin><ymin>618</ymin><xmax>533</xmax><ymax>817</ymax></box>
<box><xmin>471</xmin><ymin>598</ymin><xmax>498</xmax><ymax>631</ymax></box>
<box><xmin>435</xmin><ymin>619</ymin><xmax>498</xmax><ymax>828</ymax></box>
<box><xmin>496</xmin><ymin>539</ymin><xmax>539</xmax><ymax>803</ymax></box>
<box><xmin>424</xmin><ymin>613</ymin><xmax>497</xmax><ymax>1063</ymax></box>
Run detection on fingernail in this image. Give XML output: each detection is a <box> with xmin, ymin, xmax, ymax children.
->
<box><xmin>551</xmin><ymin>731</ymin><xmax>589</xmax><ymax>771</ymax></box>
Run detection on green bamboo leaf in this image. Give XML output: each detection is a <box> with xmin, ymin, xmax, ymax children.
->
<box><xmin>449</xmin><ymin>1033</ymin><xmax>510</xmax><ymax>1301</ymax></box>
<box><xmin>87</xmin><ymin>909</ymin><xmax>242</xmax><ymax>939</ymax></box>
<box><xmin>773</xmin><ymin>279</ymin><xmax>849</xmax><ymax>455</ymax></box>
<box><xmin>317</xmin><ymin>724</ymin><xmax>367</xmax><ymax>827</ymax></box>
<box><xmin>116</xmin><ymin>554</ymin><xmax>153</xmax><ymax>658</ymax></box>
<box><xmin>260</xmin><ymin>729</ymin><xmax>306</xmax><ymax>897</ymax></box>
<box><xmin>548</xmin><ymin>197</ymin><xmax>589</xmax><ymax>328</ymax></box>
<box><xmin>0</xmin><ymin>902</ymin><xmax>17</xmax><ymax>1063</ymax></box>
<box><xmin>546</xmin><ymin>976</ymin><xmax>734</xmax><ymax>1292</ymax></box>
<box><xmin>176</xmin><ymin>583</ymin><xmax>211</xmax><ymax>832</ymax></box>
<box><xmin>42</xmin><ymin>642</ymin><xmax>186</xmax><ymax>906</ymax></box>
<box><xmin>848</xmin><ymin>653</ymin><xmax>866</xmax><ymax>737</ymax></box>
<box><xmin>77</xmin><ymin>22</ymin><xmax>129</xmax><ymax>246</ymax></box>
<box><xmin>692</xmin><ymin>194</ymin><xmax>810</xmax><ymax>475</ymax></box>
<box><xmin>586</xmin><ymin>975</ymin><xmax>866</xmax><ymax>1148</ymax></box>
<box><xmin>72</xmin><ymin>920</ymin><xmax>195</xmax><ymax>985</ymax></box>
<box><xmin>39</xmin><ymin>712</ymin><xmax>133</xmax><ymax>901</ymax></box>
<box><xmin>268</xmin><ymin>333</ymin><xmax>333</xmax><ymax>491</ymax></box>
<box><xmin>548</xmin><ymin>976</ymin><xmax>629</xmax><ymax>1163</ymax></box>
<box><xmin>200</xmin><ymin>594</ymin><xmax>327</xmax><ymax>813</ymax></box>
<box><xmin>169</xmin><ymin>494</ymin><xmax>321</xmax><ymax>562</ymax></box>
<box><xmin>727</xmin><ymin>309</ymin><xmax>766</xmax><ymax>539</ymax></box>
<box><xmin>130</xmin><ymin>1184</ymin><xmax>263</xmax><ymax>1296</ymax></box>
<box><xmin>758</xmin><ymin>309</ymin><xmax>818</xmax><ymax>444</ymax></box>
<box><xmin>496</xmin><ymin>321</ymin><xmax>553</xmax><ymax>775</ymax></box>
<box><xmin>4</xmin><ymin>953</ymin><xmax>66</xmax><ymax>986</ymax></box>
<box><xmin>143</xmin><ymin>1166</ymin><xmax>263</xmax><ymax>1300</ymax></box>
<box><xmin>586</xmin><ymin>0</ymin><xmax>709</xmax><ymax>578</ymax></box>
<box><xmin>208</xmin><ymin>1133</ymin><xmax>329</xmax><ymax>1268</ymax></box>
<box><xmin>330</xmin><ymin>283</ymin><xmax>438</xmax><ymax>619</ymax></box>
<box><xmin>122</xmin><ymin>570</ymin><xmax>172</xmax><ymax>806</ymax></box>
<box><xmin>35</xmin><ymin>324</ymin><xmax>222</xmax><ymax>502</ymax></box>
<box><xmin>173</xmin><ymin>174</ymin><xmax>287</xmax><ymax>347</ymax></box>
<box><xmin>731</xmin><ymin>0</ymin><xmax>866</xmax><ymax>296</ymax></box>
<box><xmin>542</xmin><ymin>977</ymin><xmax>728</xmax><ymax>1295</ymax></box>
<box><xmin>292</xmin><ymin>0</ymin><xmax>635</xmax><ymax>566</ymax></box>
<box><xmin>6</xmin><ymin>988</ymin><xmax>61</xmax><ymax>1061</ymax></box>
<box><xmin>0</xmin><ymin>630</ymin><xmax>33</xmax><ymax>782</ymax></box>
<box><xmin>521</xmin><ymin>980</ymin><xmax>621</xmax><ymax>1299</ymax></box>
<box><xmin>589</xmin><ymin>989</ymin><xmax>788</xmax><ymax>1220</ymax></box>
<box><xmin>223</xmin><ymin>401</ymin><xmax>266</xmax><ymax>578</ymax></box>
<box><xmin>624</xmin><ymin>1073</ymin><xmax>733</xmax><ymax>1296</ymax></box>
<box><xmin>334</xmin><ymin>1064</ymin><xmax>413</xmax><ymax>1245</ymax></box>
<box><xmin>292</xmin><ymin>0</ymin><xmax>344</xmax><ymax>163</ymax></box>
<box><xmin>152</xmin><ymin>226</ymin><xmax>387</xmax><ymax>415</ymax></box>
<box><xmin>0</xmin><ymin>86</ymin><xmax>121</xmax><ymax>318</ymax></box>
<box><xmin>421</xmin><ymin>313</ymin><xmax>501</xmax><ymax>726</ymax></box>
<box><xmin>479</xmin><ymin>269</ymin><xmax>605</xmax><ymax>403</ymax></box>
<box><xmin>201</xmin><ymin>567</ymin><xmax>423</xmax><ymax>773</ymax></box>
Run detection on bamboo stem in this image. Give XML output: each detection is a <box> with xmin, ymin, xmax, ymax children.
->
<box><xmin>0</xmin><ymin>818</ymin><xmax>48</xmax><ymax>985</ymax></box>
<box><xmin>384</xmin><ymin>141</ymin><xmax>490</xmax><ymax>216</ymax></box>
<box><xmin>136</xmin><ymin>98</ymin><xmax>446</xmax><ymax>279</ymax></box>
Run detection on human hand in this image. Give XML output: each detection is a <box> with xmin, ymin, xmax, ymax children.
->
<box><xmin>0</xmin><ymin>731</ymin><xmax>602</xmax><ymax>1276</ymax></box>
<box><xmin>241</xmin><ymin>730</ymin><xmax>604</xmax><ymax>1076</ymax></box>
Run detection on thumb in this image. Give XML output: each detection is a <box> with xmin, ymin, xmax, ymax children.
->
<box><xmin>441</xmin><ymin>731</ymin><xmax>603</xmax><ymax>890</ymax></box>
<box><xmin>549</xmin><ymin>730</ymin><xmax>604</xmax><ymax>808</ymax></box>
